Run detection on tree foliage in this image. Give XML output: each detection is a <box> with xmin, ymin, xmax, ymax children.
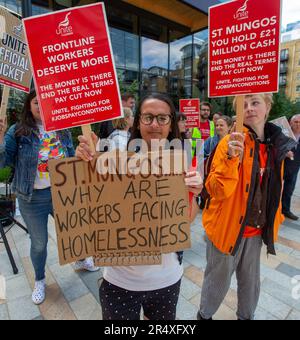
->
<box><xmin>269</xmin><ymin>89</ymin><xmax>300</xmax><ymax>120</ymax></box>
<box><xmin>0</xmin><ymin>166</ymin><xmax>12</xmax><ymax>183</ymax></box>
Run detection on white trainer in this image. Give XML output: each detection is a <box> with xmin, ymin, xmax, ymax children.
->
<box><xmin>74</xmin><ymin>257</ymin><xmax>100</xmax><ymax>272</ymax></box>
<box><xmin>32</xmin><ymin>279</ymin><xmax>46</xmax><ymax>305</ymax></box>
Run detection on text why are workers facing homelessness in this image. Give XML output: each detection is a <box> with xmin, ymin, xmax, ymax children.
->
<box><xmin>49</xmin><ymin>153</ymin><xmax>191</xmax><ymax>265</ymax></box>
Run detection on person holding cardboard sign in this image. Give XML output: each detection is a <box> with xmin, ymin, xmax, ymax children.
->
<box><xmin>0</xmin><ymin>90</ymin><xmax>99</xmax><ymax>306</ymax></box>
<box><xmin>197</xmin><ymin>93</ymin><xmax>297</xmax><ymax>321</ymax></box>
<box><xmin>76</xmin><ymin>93</ymin><xmax>202</xmax><ymax>320</ymax></box>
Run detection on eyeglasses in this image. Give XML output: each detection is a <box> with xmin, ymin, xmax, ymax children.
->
<box><xmin>201</xmin><ymin>109</ymin><xmax>210</xmax><ymax>112</ymax></box>
<box><xmin>140</xmin><ymin>114</ymin><xmax>172</xmax><ymax>126</ymax></box>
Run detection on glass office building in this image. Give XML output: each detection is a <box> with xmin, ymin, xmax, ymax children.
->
<box><xmin>0</xmin><ymin>0</ymin><xmax>223</xmax><ymax>106</ymax></box>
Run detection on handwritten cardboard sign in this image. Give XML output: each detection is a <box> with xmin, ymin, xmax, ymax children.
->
<box><xmin>271</xmin><ymin>116</ymin><xmax>297</xmax><ymax>141</ymax></box>
<box><xmin>49</xmin><ymin>151</ymin><xmax>191</xmax><ymax>266</ymax></box>
<box><xmin>23</xmin><ymin>3</ymin><xmax>122</xmax><ymax>132</ymax></box>
<box><xmin>0</xmin><ymin>5</ymin><xmax>31</xmax><ymax>92</ymax></box>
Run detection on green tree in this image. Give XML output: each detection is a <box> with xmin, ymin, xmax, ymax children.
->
<box><xmin>0</xmin><ymin>166</ymin><xmax>12</xmax><ymax>183</ymax></box>
<box><xmin>269</xmin><ymin>90</ymin><xmax>300</xmax><ymax>120</ymax></box>
<box><xmin>126</xmin><ymin>80</ymin><xmax>139</xmax><ymax>98</ymax></box>
<box><xmin>117</xmin><ymin>72</ymin><xmax>139</xmax><ymax>98</ymax></box>
<box><xmin>209</xmin><ymin>97</ymin><xmax>235</xmax><ymax>117</ymax></box>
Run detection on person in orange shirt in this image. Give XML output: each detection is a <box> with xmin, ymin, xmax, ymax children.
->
<box><xmin>197</xmin><ymin>93</ymin><xmax>297</xmax><ymax>320</ymax></box>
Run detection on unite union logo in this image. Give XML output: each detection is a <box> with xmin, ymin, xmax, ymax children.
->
<box><xmin>13</xmin><ymin>23</ymin><xmax>23</xmax><ymax>38</ymax></box>
<box><xmin>56</xmin><ymin>12</ymin><xmax>73</xmax><ymax>37</ymax></box>
<box><xmin>234</xmin><ymin>0</ymin><xmax>249</xmax><ymax>21</ymax></box>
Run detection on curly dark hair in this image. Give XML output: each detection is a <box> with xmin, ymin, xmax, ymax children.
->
<box><xmin>129</xmin><ymin>93</ymin><xmax>180</xmax><ymax>143</ymax></box>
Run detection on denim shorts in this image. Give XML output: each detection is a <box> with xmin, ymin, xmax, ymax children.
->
<box><xmin>100</xmin><ymin>279</ymin><xmax>181</xmax><ymax>320</ymax></box>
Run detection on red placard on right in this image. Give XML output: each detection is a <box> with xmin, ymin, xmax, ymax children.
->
<box><xmin>209</xmin><ymin>0</ymin><xmax>281</xmax><ymax>98</ymax></box>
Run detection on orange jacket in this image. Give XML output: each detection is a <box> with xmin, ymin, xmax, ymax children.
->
<box><xmin>202</xmin><ymin>126</ymin><xmax>294</xmax><ymax>255</ymax></box>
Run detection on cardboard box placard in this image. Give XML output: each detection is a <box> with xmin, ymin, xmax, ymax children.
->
<box><xmin>271</xmin><ymin>116</ymin><xmax>297</xmax><ymax>141</ymax></box>
<box><xmin>49</xmin><ymin>151</ymin><xmax>191</xmax><ymax>266</ymax></box>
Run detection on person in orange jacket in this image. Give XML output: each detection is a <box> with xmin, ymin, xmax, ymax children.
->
<box><xmin>197</xmin><ymin>93</ymin><xmax>297</xmax><ymax>320</ymax></box>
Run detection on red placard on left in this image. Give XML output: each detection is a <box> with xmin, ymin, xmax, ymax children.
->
<box><xmin>23</xmin><ymin>3</ymin><xmax>122</xmax><ymax>132</ymax></box>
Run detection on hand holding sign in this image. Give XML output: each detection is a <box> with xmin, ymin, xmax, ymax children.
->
<box><xmin>81</xmin><ymin>125</ymin><xmax>96</xmax><ymax>155</ymax></box>
<box><xmin>76</xmin><ymin>132</ymin><xmax>98</xmax><ymax>161</ymax></box>
<box><xmin>286</xmin><ymin>151</ymin><xmax>294</xmax><ymax>161</ymax></box>
<box><xmin>185</xmin><ymin>171</ymin><xmax>203</xmax><ymax>197</ymax></box>
<box><xmin>228</xmin><ymin>132</ymin><xmax>245</xmax><ymax>159</ymax></box>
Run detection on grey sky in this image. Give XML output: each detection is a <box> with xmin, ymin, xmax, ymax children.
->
<box><xmin>219</xmin><ymin>0</ymin><xmax>300</xmax><ymax>29</ymax></box>
<box><xmin>282</xmin><ymin>0</ymin><xmax>300</xmax><ymax>29</ymax></box>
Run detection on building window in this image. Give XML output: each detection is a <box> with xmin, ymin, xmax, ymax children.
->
<box><xmin>0</xmin><ymin>0</ymin><xmax>22</xmax><ymax>14</ymax></box>
<box><xmin>280</xmin><ymin>62</ymin><xmax>288</xmax><ymax>74</ymax></box>
<box><xmin>32</xmin><ymin>4</ymin><xmax>52</xmax><ymax>15</ymax></box>
<box><xmin>193</xmin><ymin>29</ymin><xmax>209</xmax><ymax>100</ymax></box>
<box><xmin>280</xmin><ymin>49</ymin><xmax>289</xmax><ymax>61</ymax></box>
<box><xmin>279</xmin><ymin>75</ymin><xmax>287</xmax><ymax>86</ymax></box>
<box><xmin>53</xmin><ymin>0</ymin><xmax>80</xmax><ymax>8</ymax></box>
<box><xmin>110</xmin><ymin>27</ymin><xmax>139</xmax><ymax>72</ymax></box>
<box><xmin>141</xmin><ymin>18</ymin><xmax>168</xmax><ymax>95</ymax></box>
<box><xmin>117</xmin><ymin>69</ymin><xmax>139</xmax><ymax>91</ymax></box>
<box><xmin>169</xmin><ymin>34</ymin><xmax>193</xmax><ymax>101</ymax></box>
<box><xmin>296</xmin><ymin>85</ymin><xmax>300</xmax><ymax>92</ymax></box>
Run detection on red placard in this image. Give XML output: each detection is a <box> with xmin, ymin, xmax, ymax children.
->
<box><xmin>23</xmin><ymin>3</ymin><xmax>122</xmax><ymax>132</ymax></box>
<box><xmin>209</xmin><ymin>0</ymin><xmax>281</xmax><ymax>97</ymax></box>
<box><xmin>179</xmin><ymin>99</ymin><xmax>200</xmax><ymax>129</ymax></box>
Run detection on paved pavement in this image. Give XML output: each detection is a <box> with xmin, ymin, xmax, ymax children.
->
<box><xmin>0</xmin><ymin>174</ymin><xmax>300</xmax><ymax>320</ymax></box>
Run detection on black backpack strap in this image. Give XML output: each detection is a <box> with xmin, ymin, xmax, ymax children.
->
<box><xmin>200</xmin><ymin>145</ymin><xmax>218</xmax><ymax>204</ymax></box>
